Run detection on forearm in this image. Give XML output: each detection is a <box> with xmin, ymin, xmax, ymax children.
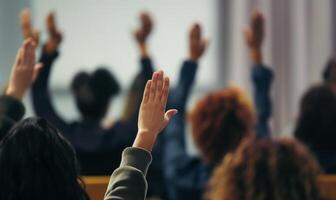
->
<box><xmin>104</xmin><ymin>147</ymin><xmax>152</xmax><ymax>200</ymax></box>
<box><xmin>251</xmin><ymin>64</ymin><xmax>273</xmax><ymax>136</ymax></box>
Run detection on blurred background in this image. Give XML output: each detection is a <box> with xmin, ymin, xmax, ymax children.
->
<box><xmin>0</xmin><ymin>0</ymin><xmax>335</xmax><ymax>136</ymax></box>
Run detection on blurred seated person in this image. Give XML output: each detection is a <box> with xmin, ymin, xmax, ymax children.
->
<box><xmin>206</xmin><ymin>137</ymin><xmax>322</xmax><ymax>200</ymax></box>
<box><xmin>21</xmin><ymin>9</ymin><xmax>153</xmax><ymax>175</ymax></box>
<box><xmin>295</xmin><ymin>84</ymin><xmax>336</xmax><ymax>174</ymax></box>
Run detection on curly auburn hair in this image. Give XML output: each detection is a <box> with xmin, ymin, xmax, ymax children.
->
<box><xmin>190</xmin><ymin>86</ymin><xmax>255</xmax><ymax>164</ymax></box>
<box><xmin>206</xmin><ymin>137</ymin><xmax>322</xmax><ymax>200</ymax></box>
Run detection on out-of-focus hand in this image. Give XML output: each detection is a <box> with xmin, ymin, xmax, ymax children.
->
<box><xmin>189</xmin><ymin>23</ymin><xmax>208</xmax><ymax>62</ymax></box>
<box><xmin>243</xmin><ymin>9</ymin><xmax>265</xmax><ymax>64</ymax></box>
<box><xmin>20</xmin><ymin>8</ymin><xmax>40</xmax><ymax>44</ymax></box>
<box><xmin>133</xmin><ymin>71</ymin><xmax>177</xmax><ymax>151</ymax></box>
<box><xmin>134</xmin><ymin>12</ymin><xmax>153</xmax><ymax>44</ymax></box>
<box><xmin>44</xmin><ymin>11</ymin><xmax>63</xmax><ymax>55</ymax></box>
<box><xmin>134</xmin><ymin>12</ymin><xmax>153</xmax><ymax>58</ymax></box>
<box><xmin>6</xmin><ymin>39</ymin><xmax>43</xmax><ymax>100</ymax></box>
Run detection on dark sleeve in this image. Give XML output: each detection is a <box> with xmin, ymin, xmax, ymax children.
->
<box><xmin>31</xmin><ymin>49</ymin><xmax>71</xmax><ymax>135</ymax></box>
<box><xmin>251</xmin><ymin>64</ymin><xmax>274</xmax><ymax>137</ymax></box>
<box><xmin>0</xmin><ymin>95</ymin><xmax>25</xmax><ymax>138</ymax></box>
<box><xmin>104</xmin><ymin>147</ymin><xmax>152</xmax><ymax>200</ymax></box>
<box><xmin>163</xmin><ymin>60</ymin><xmax>206</xmax><ymax>198</ymax></box>
<box><xmin>121</xmin><ymin>57</ymin><xmax>154</xmax><ymax>123</ymax></box>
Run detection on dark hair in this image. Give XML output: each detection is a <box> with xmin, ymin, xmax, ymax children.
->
<box><xmin>71</xmin><ymin>67</ymin><xmax>120</xmax><ymax>119</ymax></box>
<box><xmin>190</xmin><ymin>87</ymin><xmax>255</xmax><ymax>164</ymax></box>
<box><xmin>0</xmin><ymin>117</ymin><xmax>89</xmax><ymax>200</ymax></box>
<box><xmin>323</xmin><ymin>57</ymin><xmax>336</xmax><ymax>83</ymax></box>
<box><xmin>294</xmin><ymin>84</ymin><xmax>336</xmax><ymax>151</ymax></box>
<box><xmin>206</xmin><ymin>137</ymin><xmax>322</xmax><ymax>200</ymax></box>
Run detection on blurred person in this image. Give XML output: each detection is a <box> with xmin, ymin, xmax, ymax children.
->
<box><xmin>0</xmin><ymin>117</ymin><xmax>90</xmax><ymax>200</ymax></box>
<box><xmin>0</xmin><ymin>39</ymin><xmax>42</xmax><ymax>139</ymax></box>
<box><xmin>243</xmin><ymin>10</ymin><xmax>274</xmax><ymax>137</ymax></box>
<box><xmin>294</xmin><ymin>84</ymin><xmax>336</xmax><ymax>174</ymax></box>
<box><xmin>206</xmin><ymin>137</ymin><xmax>322</xmax><ymax>200</ymax></box>
<box><xmin>27</xmin><ymin>10</ymin><xmax>153</xmax><ymax>174</ymax></box>
<box><xmin>104</xmin><ymin>71</ymin><xmax>177</xmax><ymax>200</ymax></box>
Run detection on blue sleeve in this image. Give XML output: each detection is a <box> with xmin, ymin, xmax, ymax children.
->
<box><xmin>163</xmin><ymin>60</ymin><xmax>207</xmax><ymax>199</ymax></box>
<box><xmin>251</xmin><ymin>64</ymin><xmax>274</xmax><ymax>137</ymax></box>
<box><xmin>31</xmin><ymin>49</ymin><xmax>72</xmax><ymax>135</ymax></box>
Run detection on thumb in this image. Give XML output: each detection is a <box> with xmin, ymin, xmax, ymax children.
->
<box><xmin>32</xmin><ymin>63</ymin><xmax>44</xmax><ymax>82</ymax></box>
<box><xmin>164</xmin><ymin>109</ymin><xmax>178</xmax><ymax>124</ymax></box>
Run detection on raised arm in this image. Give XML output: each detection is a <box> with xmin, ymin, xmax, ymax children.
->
<box><xmin>163</xmin><ymin>23</ymin><xmax>209</xmax><ymax>200</ymax></box>
<box><xmin>244</xmin><ymin>10</ymin><xmax>274</xmax><ymax>137</ymax></box>
<box><xmin>28</xmin><ymin>11</ymin><xmax>69</xmax><ymax>133</ymax></box>
<box><xmin>104</xmin><ymin>71</ymin><xmax>177</xmax><ymax>200</ymax></box>
<box><xmin>121</xmin><ymin>12</ymin><xmax>155</xmax><ymax>123</ymax></box>
<box><xmin>1</xmin><ymin>39</ymin><xmax>41</xmax><ymax>137</ymax></box>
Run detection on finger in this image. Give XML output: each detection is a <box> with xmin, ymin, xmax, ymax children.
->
<box><xmin>155</xmin><ymin>71</ymin><xmax>164</xmax><ymax>101</ymax></box>
<box><xmin>163</xmin><ymin>109</ymin><xmax>178</xmax><ymax>127</ymax></box>
<box><xmin>142</xmin><ymin>80</ymin><xmax>151</xmax><ymax>104</ymax></box>
<box><xmin>32</xmin><ymin>63</ymin><xmax>44</xmax><ymax>82</ymax></box>
<box><xmin>160</xmin><ymin>76</ymin><xmax>170</xmax><ymax>106</ymax></box>
<box><xmin>21</xmin><ymin>39</ymin><xmax>31</xmax><ymax>66</ymax></box>
<box><xmin>201</xmin><ymin>39</ymin><xmax>209</xmax><ymax>53</ymax></box>
<box><xmin>14</xmin><ymin>48</ymin><xmax>23</xmax><ymax>68</ymax></box>
<box><xmin>149</xmin><ymin>72</ymin><xmax>158</xmax><ymax>101</ymax></box>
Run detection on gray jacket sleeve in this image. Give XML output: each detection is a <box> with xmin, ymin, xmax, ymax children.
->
<box><xmin>104</xmin><ymin>147</ymin><xmax>152</xmax><ymax>200</ymax></box>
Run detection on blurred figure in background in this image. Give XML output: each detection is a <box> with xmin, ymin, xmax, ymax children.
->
<box><xmin>295</xmin><ymin>84</ymin><xmax>336</xmax><ymax>174</ymax></box>
<box><xmin>243</xmin><ymin>10</ymin><xmax>274</xmax><ymax>137</ymax></box>
<box><xmin>25</xmin><ymin>9</ymin><xmax>153</xmax><ymax>175</ymax></box>
<box><xmin>206</xmin><ymin>137</ymin><xmax>322</xmax><ymax>200</ymax></box>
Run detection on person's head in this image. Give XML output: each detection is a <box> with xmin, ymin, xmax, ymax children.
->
<box><xmin>206</xmin><ymin>137</ymin><xmax>322</xmax><ymax>200</ymax></box>
<box><xmin>71</xmin><ymin>67</ymin><xmax>120</xmax><ymax>120</ymax></box>
<box><xmin>190</xmin><ymin>86</ymin><xmax>255</xmax><ymax>164</ymax></box>
<box><xmin>0</xmin><ymin>117</ymin><xmax>89</xmax><ymax>200</ymax></box>
<box><xmin>294</xmin><ymin>84</ymin><xmax>336</xmax><ymax>151</ymax></box>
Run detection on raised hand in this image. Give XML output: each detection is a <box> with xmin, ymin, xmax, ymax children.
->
<box><xmin>20</xmin><ymin>8</ymin><xmax>40</xmax><ymax>44</ymax></box>
<box><xmin>189</xmin><ymin>23</ymin><xmax>208</xmax><ymax>62</ymax></box>
<box><xmin>6</xmin><ymin>39</ymin><xmax>43</xmax><ymax>100</ymax></box>
<box><xmin>133</xmin><ymin>71</ymin><xmax>177</xmax><ymax>151</ymax></box>
<box><xmin>243</xmin><ymin>9</ymin><xmax>264</xmax><ymax>50</ymax></box>
<box><xmin>134</xmin><ymin>12</ymin><xmax>153</xmax><ymax>44</ymax></box>
<box><xmin>134</xmin><ymin>12</ymin><xmax>153</xmax><ymax>58</ymax></box>
<box><xmin>44</xmin><ymin>11</ymin><xmax>63</xmax><ymax>55</ymax></box>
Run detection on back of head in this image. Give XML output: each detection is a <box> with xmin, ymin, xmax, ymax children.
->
<box><xmin>71</xmin><ymin>67</ymin><xmax>120</xmax><ymax>120</ymax></box>
<box><xmin>206</xmin><ymin>137</ymin><xmax>322</xmax><ymax>200</ymax></box>
<box><xmin>0</xmin><ymin>117</ymin><xmax>89</xmax><ymax>200</ymax></box>
<box><xmin>190</xmin><ymin>86</ymin><xmax>255</xmax><ymax>164</ymax></box>
<box><xmin>294</xmin><ymin>84</ymin><xmax>336</xmax><ymax>151</ymax></box>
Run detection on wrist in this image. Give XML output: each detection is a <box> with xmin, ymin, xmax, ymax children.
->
<box><xmin>249</xmin><ymin>48</ymin><xmax>263</xmax><ymax>64</ymax></box>
<box><xmin>5</xmin><ymin>86</ymin><xmax>24</xmax><ymax>100</ymax></box>
<box><xmin>138</xmin><ymin>42</ymin><xmax>149</xmax><ymax>58</ymax></box>
<box><xmin>133</xmin><ymin>130</ymin><xmax>157</xmax><ymax>151</ymax></box>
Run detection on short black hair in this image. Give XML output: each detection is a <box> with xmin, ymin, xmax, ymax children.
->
<box><xmin>71</xmin><ymin>67</ymin><xmax>120</xmax><ymax>119</ymax></box>
<box><xmin>295</xmin><ymin>84</ymin><xmax>336</xmax><ymax>151</ymax></box>
<box><xmin>0</xmin><ymin>117</ymin><xmax>89</xmax><ymax>200</ymax></box>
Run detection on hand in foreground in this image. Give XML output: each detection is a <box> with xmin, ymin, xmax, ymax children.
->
<box><xmin>189</xmin><ymin>23</ymin><xmax>208</xmax><ymax>62</ymax></box>
<box><xmin>133</xmin><ymin>71</ymin><xmax>177</xmax><ymax>151</ymax></box>
<box><xmin>44</xmin><ymin>11</ymin><xmax>63</xmax><ymax>54</ymax></box>
<box><xmin>20</xmin><ymin>8</ymin><xmax>40</xmax><ymax>44</ymax></box>
<box><xmin>243</xmin><ymin>9</ymin><xmax>264</xmax><ymax>50</ymax></box>
<box><xmin>6</xmin><ymin>39</ymin><xmax>43</xmax><ymax>100</ymax></box>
